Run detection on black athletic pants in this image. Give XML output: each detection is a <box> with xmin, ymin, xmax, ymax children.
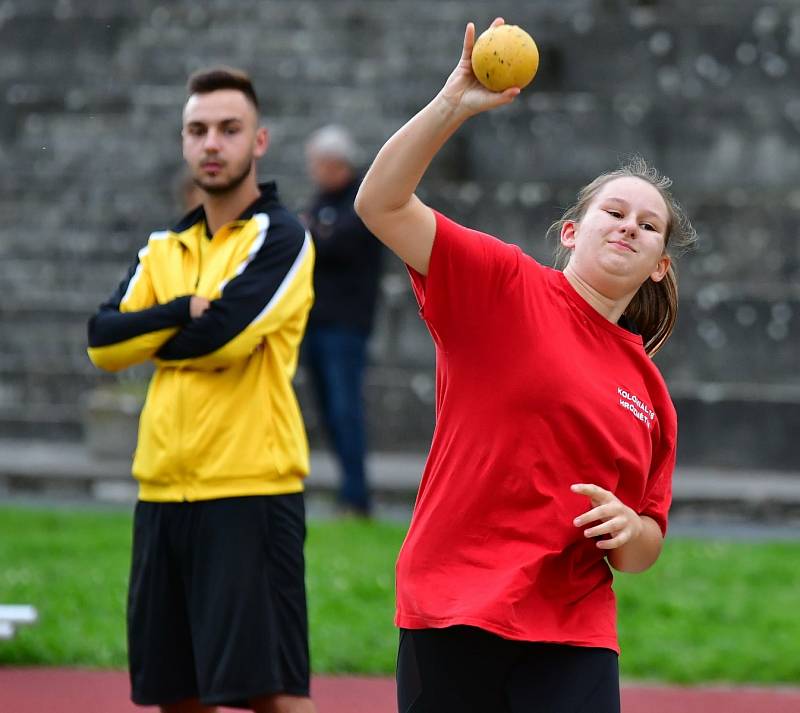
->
<box><xmin>397</xmin><ymin>626</ymin><xmax>620</xmax><ymax>713</ymax></box>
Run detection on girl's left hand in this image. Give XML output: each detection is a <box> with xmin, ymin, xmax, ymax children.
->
<box><xmin>571</xmin><ymin>483</ymin><xmax>643</xmax><ymax>550</ymax></box>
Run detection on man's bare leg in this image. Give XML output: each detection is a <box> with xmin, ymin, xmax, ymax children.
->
<box><xmin>250</xmin><ymin>694</ymin><xmax>317</xmax><ymax>713</ymax></box>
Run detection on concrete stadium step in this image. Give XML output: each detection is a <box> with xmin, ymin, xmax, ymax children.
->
<box><xmin>2</xmin><ymin>378</ymin><xmax>799</xmax><ymax>470</ymax></box>
<box><xmin>1</xmin><ymin>439</ymin><xmax>799</xmax><ymax>523</ymax></box>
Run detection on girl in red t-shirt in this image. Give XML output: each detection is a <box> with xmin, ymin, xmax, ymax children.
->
<box><xmin>355</xmin><ymin>18</ymin><xmax>696</xmax><ymax>713</ymax></box>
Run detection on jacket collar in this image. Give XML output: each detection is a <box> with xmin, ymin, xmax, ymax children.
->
<box><xmin>170</xmin><ymin>181</ymin><xmax>279</xmax><ymax>233</ymax></box>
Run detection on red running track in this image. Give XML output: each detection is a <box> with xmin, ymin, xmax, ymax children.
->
<box><xmin>2</xmin><ymin>669</ymin><xmax>800</xmax><ymax>712</ymax></box>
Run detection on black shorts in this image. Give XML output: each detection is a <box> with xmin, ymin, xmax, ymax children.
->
<box><xmin>397</xmin><ymin>626</ymin><xmax>620</xmax><ymax>713</ymax></box>
<box><xmin>127</xmin><ymin>494</ymin><xmax>310</xmax><ymax>708</ymax></box>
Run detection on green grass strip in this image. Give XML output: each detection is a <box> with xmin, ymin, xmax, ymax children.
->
<box><xmin>0</xmin><ymin>506</ymin><xmax>798</xmax><ymax>683</ymax></box>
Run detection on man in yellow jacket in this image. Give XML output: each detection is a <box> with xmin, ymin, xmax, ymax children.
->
<box><xmin>88</xmin><ymin>67</ymin><xmax>316</xmax><ymax>713</ymax></box>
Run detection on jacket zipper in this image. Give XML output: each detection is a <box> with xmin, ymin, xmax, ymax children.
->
<box><xmin>182</xmin><ymin>230</ymin><xmax>203</xmax><ymax>500</ymax></box>
<box><xmin>195</xmin><ymin>229</ymin><xmax>204</xmax><ymax>289</ymax></box>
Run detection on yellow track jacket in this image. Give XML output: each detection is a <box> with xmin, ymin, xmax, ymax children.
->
<box><xmin>87</xmin><ymin>183</ymin><xmax>315</xmax><ymax>501</ymax></box>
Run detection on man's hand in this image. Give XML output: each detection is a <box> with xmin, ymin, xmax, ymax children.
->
<box><xmin>571</xmin><ymin>483</ymin><xmax>643</xmax><ymax>550</ymax></box>
<box><xmin>190</xmin><ymin>296</ymin><xmax>211</xmax><ymax>319</ymax></box>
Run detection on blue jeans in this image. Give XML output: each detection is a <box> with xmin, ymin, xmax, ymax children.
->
<box><xmin>302</xmin><ymin>326</ymin><xmax>370</xmax><ymax>513</ymax></box>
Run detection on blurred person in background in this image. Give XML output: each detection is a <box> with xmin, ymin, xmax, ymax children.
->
<box><xmin>302</xmin><ymin>124</ymin><xmax>384</xmax><ymax>517</ymax></box>
<box><xmin>355</xmin><ymin>19</ymin><xmax>695</xmax><ymax>713</ymax></box>
<box><xmin>87</xmin><ymin>67</ymin><xmax>317</xmax><ymax>713</ymax></box>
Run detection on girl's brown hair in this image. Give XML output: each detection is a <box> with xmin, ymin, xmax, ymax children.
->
<box><xmin>547</xmin><ymin>156</ymin><xmax>697</xmax><ymax>356</ymax></box>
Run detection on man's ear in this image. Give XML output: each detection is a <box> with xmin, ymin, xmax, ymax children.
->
<box><xmin>254</xmin><ymin>126</ymin><xmax>270</xmax><ymax>158</ymax></box>
<box><xmin>560</xmin><ymin>220</ymin><xmax>577</xmax><ymax>250</ymax></box>
<box><xmin>650</xmin><ymin>254</ymin><xmax>671</xmax><ymax>283</ymax></box>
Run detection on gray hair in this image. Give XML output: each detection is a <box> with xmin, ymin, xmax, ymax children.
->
<box><xmin>305</xmin><ymin>124</ymin><xmax>361</xmax><ymax>166</ymax></box>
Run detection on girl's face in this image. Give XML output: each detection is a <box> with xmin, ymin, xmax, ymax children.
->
<box><xmin>561</xmin><ymin>176</ymin><xmax>671</xmax><ymax>295</ymax></box>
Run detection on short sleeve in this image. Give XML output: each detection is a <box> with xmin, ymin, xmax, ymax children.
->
<box><xmin>638</xmin><ymin>423</ymin><xmax>676</xmax><ymax>536</ymax></box>
<box><xmin>406</xmin><ymin>210</ymin><xmax>525</xmax><ymax>346</ymax></box>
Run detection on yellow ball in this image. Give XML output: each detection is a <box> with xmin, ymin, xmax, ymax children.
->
<box><xmin>471</xmin><ymin>24</ymin><xmax>540</xmax><ymax>92</ymax></box>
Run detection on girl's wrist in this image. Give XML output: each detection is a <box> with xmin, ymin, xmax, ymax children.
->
<box><xmin>432</xmin><ymin>92</ymin><xmax>472</xmax><ymax>126</ymax></box>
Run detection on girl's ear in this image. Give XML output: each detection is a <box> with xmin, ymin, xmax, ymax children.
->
<box><xmin>560</xmin><ymin>221</ymin><xmax>577</xmax><ymax>249</ymax></box>
<box><xmin>650</xmin><ymin>254</ymin><xmax>671</xmax><ymax>282</ymax></box>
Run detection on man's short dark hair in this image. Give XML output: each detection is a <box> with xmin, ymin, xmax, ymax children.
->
<box><xmin>186</xmin><ymin>66</ymin><xmax>260</xmax><ymax>111</ymax></box>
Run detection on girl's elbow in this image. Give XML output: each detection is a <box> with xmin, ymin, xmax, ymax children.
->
<box><xmin>353</xmin><ymin>191</ymin><xmax>382</xmax><ymax>236</ymax></box>
<box><xmin>353</xmin><ymin>186</ymin><xmax>369</xmax><ymax>220</ymax></box>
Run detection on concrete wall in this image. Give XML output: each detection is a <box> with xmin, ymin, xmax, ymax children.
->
<box><xmin>1</xmin><ymin>0</ymin><xmax>799</xmax><ymax>468</ymax></box>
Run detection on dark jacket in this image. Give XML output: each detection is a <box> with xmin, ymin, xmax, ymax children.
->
<box><xmin>305</xmin><ymin>177</ymin><xmax>383</xmax><ymax>333</ymax></box>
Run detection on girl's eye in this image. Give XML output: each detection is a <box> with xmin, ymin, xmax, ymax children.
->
<box><xmin>606</xmin><ymin>210</ymin><xmax>622</xmax><ymax>218</ymax></box>
<box><xmin>641</xmin><ymin>223</ymin><xmax>655</xmax><ymax>231</ymax></box>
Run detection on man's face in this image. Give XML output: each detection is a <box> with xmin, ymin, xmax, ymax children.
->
<box><xmin>306</xmin><ymin>151</ymin><xmax>353</xmax><ymax>193</ymax></box>
<box><xmin>182</xmin><ymin>89</ymin><xmax>268</xmax><ymax>195</ymax></box>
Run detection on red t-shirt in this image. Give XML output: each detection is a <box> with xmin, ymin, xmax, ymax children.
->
<box><xmin>396</xmin><ymin>211</ymin><xmax>677</xmax><ymax>653</ymax></box>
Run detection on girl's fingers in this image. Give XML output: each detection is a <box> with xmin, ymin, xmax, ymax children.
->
<box><xmin>596</xmin><ymin>531</ymin><xmax>632</xmax><ymax>549</ymax></box>
<box><xmin>461</xmin><ymin>22</ymin><xmax>475</xmax><ymax>61</ymax></box>
<box><xmin>571</xmin><ymin>483</ymin><xmax>613</xmax><ymax>503</ymax></box>
<box><xmin>583</xmin><ymin>516</ymin><xmax>626</xmax><ymax>539</ymax></box>
<box><xmin>574</xmin><ymin>504</ymin><xmax>613</xmax><ymax>527</ymax></box>
<box><xmin>498</xmin><ymin>87</ymin><xmax>521</xmax><ymax>103</ymax></box>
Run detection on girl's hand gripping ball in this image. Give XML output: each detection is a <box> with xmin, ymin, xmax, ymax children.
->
<box><xmin>471</xmin><ymin>24</ymin><xmax>540</xmax><ymax>92</ymax></box>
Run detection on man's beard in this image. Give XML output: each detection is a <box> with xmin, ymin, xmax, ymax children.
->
<box><xmin>193</xmin><ymin>159</ymin><xmax>253</xmax><ymax>196</ymax></box>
